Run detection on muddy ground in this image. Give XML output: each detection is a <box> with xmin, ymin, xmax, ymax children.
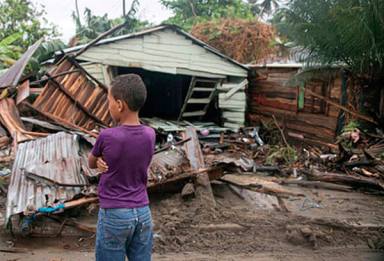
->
<box><xmin>0</xmin><ymin>180</ymin><xmax>384</xmax><ymax>260</ymax></box>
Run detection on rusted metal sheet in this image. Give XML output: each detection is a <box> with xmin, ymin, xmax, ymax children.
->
<box><xmin>6</xmin><ymin>132</ymin><xmax>97</xmax><ymax>222</ymax></box>
<box><xmin>149</xmin><ymin>149</ymin><xmax>189</xmax><ymax>184</ymax></box>
<box><xmin>0</xmin><ymin>98</ymin><xmax>47</xmax><ymax>142</ymax></box>
<box><xmin>16</xmin><ymin>80</ymin><xmax>30</xmax><ymax>105</ymax></box>
<box><xmin>0</xmin><ymin>39</ymin><xmax>42</xmax><ymax>89</ymax></box>
<box><xmin>32</xmin><ymin>57</ymin><xmax>113</xmax><ymax>131</ymax></box>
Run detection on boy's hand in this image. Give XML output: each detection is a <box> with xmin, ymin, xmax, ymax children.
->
<box><xmin>96</xmin><ymin>157</ymin><xmax>109</xmax><ymax>173</ymax></box>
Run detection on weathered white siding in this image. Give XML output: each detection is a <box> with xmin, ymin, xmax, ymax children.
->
<box><xmin>81</xmin><ymin>62</ymin><xmax>112</xmax><ymax>86</ymax></box>
<box><xmin>78</xmin><ymin>29</ymin><xmax>247</xmax><ymax>78</ymax></box>
<box><xmin>218</xmin><ymin>80</ymin><xmax>247</xmax><ymax>130</ymax></box>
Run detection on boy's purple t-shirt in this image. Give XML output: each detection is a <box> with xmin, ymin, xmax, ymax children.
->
<box><xmin>91</xmin><ymin>124</ymin><xmax>155</xmax><ymax>209</ymax></box>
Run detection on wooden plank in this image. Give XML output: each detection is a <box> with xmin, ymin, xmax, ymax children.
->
<box><xmin>187</xmin><ymin>98</ymin><xmax>211</xmax><ymax>104</ymax></box>
<box><xmin>220</xmin><ymin>174</ymin><xmax>305</xmax><ymax>197</ymax></box>
<box><xmin>182</xmin><ymin>111</ymin><xmax>206</xmax><ymax>117</ymax></box>
<box><xmin>182</xmin><ymin>127</ymin><xmax>216</xmax><ymax>211</ymax></box>
<box><xmin>223</xmin><ymin>79</ymin><xmax>248</xmax><ymax>100</ymax></box>
<box><xmin>307</xmin><ymin>169</ymin><xmax>384</xmax><ymax>191</ymax></box>
<box><xmin>219</xmin><ymin>92</ymin><xmax>246</xmax><ymax>101</ymax></box>
<box><xmin>223</xmin><ymin>122</ymin><xmax>242</xmax><ymax>129</ymax></box>
<box><xmin>178</xmin><ymin>77</ymin><xmax>195</xmax><ymax>121</ymax></box>
<box><xmin>222</xmin><ymin>111</ymin><xmax>245</xmax><ymax>118</ymax></box>
<box><xmin>249</xmin><ymin>105</ymin><xmax>338</xmax><ymax>130</ymax></box>
<box><xmin>305</xmin><ymin>88</ymin><xmax>377</xmax><ymax>124</ymax></box>
<box><xmin>193</xmin><ymin>87</ymin><xmax>215</xmax><ymax>92</ymax></box>
<box><xmin>220</xmin><ymin>106</ymin><xmax>246</xmax><ymax>112</ymax></box>
<box><xmin>222</xmin><ymin>117</ymin><xmax>245</xmax><ymax>124</ymax></box>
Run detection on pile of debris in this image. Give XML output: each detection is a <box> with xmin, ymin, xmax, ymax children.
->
<box><xmin>0</xmin><ymin>40</ymin><xmax>383</xmax><ymax>239</ymax></box>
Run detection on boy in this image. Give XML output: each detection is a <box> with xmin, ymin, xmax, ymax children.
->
<box><xmin>88</xmin><ymin>74</ymin><xmax>155</xmax><ymax>261</ymax></box>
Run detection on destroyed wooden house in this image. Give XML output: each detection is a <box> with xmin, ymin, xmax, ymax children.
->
<box><xmin>247</xmin><ymin>63</ymin><xmax>378</xmax><ymax>147</ymax></box>
<box><xmin>55</xmin><ymin>24</ymin><xmax>249</xmax><ymax>130</ymax></box>
<box><xmin>0</xmin><ymin>25</ymin><xmax>257</xmax><ymax>228</ymax></box>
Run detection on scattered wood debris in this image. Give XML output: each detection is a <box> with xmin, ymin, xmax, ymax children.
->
<box><xmin>0</xmin><ymin>36</ymin><xmax>382</xmax><ymax>241</ymax></box>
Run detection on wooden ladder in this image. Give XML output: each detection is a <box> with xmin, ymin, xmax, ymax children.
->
<box><xmin>178</xmin><ymin>77</ymin><xmax>220</xmax><ymax>121</ymax></box>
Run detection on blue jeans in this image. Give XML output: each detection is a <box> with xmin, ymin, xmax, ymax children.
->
<box><xmin>96</xmin><ymin>206</ymin><xmax>153</xmax><ymax>261</ymax></box>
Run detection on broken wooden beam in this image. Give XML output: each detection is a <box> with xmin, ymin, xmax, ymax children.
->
<box><xmin>183</xmin><ymin>126</ymin><xmax>216</xmax><ymax>209</ymax></box>
<box><xmin>305</xmin><ymin>88</ymin><xmax>377</xmax><ymax>124</ymax></box>
<box><xmin>220</xmin><ymin>174</ymin><xmax>305</xmax><ymax>197</ymax></box>
<box><xmin>306</xmin><ymin>169</ymin><xmax>384</xmax><ymax>191</ymax></box>
<box><xmin>280</xmin><ymin>179</ymin><xmax>352</xmax><ymax>192</ymax></box>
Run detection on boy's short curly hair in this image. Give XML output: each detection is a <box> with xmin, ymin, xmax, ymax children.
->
<box><xmin>110</xmin><ymin>74</ymin><xmax>147</xmax><ymax>112</ymax></box>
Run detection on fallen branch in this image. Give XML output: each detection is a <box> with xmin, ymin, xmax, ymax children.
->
<box><xmin>272</xmin><ymin>114</ymin><xmax>289</xmax><ymax>147</ymax></box>
<box><xmin>305</xmin><ymin>169</ymin><xmax>384</xmax><ymax>191</ymax></box>
<box><xmin>280</xmin><ymin>179</ymin><xmax>352</xmax><ymax>192</ymax></box>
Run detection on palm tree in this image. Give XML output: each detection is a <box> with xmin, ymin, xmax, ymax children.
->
<box><xmin>274</xmin><ymin>0</ymin><xmax>384</xmax><ymax>80</ymax></box>
<box><xmin>248</xmin><ymin>0</ymin><xmax>281</xmax><ymax>17</ymax></box>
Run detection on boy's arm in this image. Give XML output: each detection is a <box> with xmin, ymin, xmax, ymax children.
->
<box><xmin>88</xmin><ymin>132</ymin><xmax>108</xmax><ymax>172</ymax></box>
<box><xmin>88</xmin><ymin>153</ymin><xmax>98</xmax><ymax>169</ymax></box>
<box><xmin>88</xmin><ymin>154</ymin><xmax>109</xmax><ymax>172</ymax></box>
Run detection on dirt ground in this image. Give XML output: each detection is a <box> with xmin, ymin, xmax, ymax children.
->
<box><xmin>0</xmin><ymin>180</ymin><xmax>384</xmax><ymax>260</ymax></box>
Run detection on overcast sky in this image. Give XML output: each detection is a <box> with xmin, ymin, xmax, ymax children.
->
<box><xmin>31</xmin><ymin>0</ymin><xmax>173</xmax><ymax>43</ymax></box>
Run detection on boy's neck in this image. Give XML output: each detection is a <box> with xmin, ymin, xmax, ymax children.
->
<box><xmin>118</xmin><ymin>112</ymin><xmax>140</xmax><ymax>126</ymax></box>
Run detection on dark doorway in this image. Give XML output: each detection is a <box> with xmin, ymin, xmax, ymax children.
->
<box><xmin>115</xmin><ymin>67</ymin><xmax>191</xmax><ymax>119</ymax></box>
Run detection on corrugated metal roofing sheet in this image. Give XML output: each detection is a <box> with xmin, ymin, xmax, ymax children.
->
<box><xmin>32</xmin><ymin>57</ymin><xmax>113</xmax><ymax>131</ymax></box>
<box><xmin>0</xmin><ymin>98</ymin><xmax>47</xmax><ymax>142</ymax></box>
<box><xmin>0</xmin><ymin>39</ymin><xmax>42</xmax><ymax>89</ymax></box>
<box><xmin>6</xmin><ymin>132</ymin><xmax>96</xmax><ymax>221</ymax></box>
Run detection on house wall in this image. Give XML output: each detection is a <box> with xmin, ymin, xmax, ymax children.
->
<box><xmin>247</xmin><ymin>66</ymin><xmax>343</xmax><ymax>146</ymax></box>
<box><xmin>218</xmin><ymin>79</ymin><xmax>247</xmax><ymax>129</ymax></box>
<box><xmin>80</xmin><ymin>62</ymin><xmax>112</xmax><ymax>86</ymax></box>
<box><xmin>77</xmin><ymin>29</ymin><xmax>248</xmax><ymax>78</ymax></box>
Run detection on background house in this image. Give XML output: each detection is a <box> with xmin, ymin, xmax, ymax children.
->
<box><xmin>247</xmin><ymin>63</ymin><xmax>349</xmax><ymax>147</ymax></box>
<box><xmin>56</xmin><ymin>25</ymin><xmax>249</xmax><ymax>129</ymax></box>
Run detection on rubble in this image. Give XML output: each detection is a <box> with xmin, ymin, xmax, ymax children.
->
<box><xmin>0</xmin><ymin>38</ymin><xmax>382</xmax><ymax>245</ymax></box>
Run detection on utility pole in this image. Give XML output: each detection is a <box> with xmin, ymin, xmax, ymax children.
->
<box><xmin>75</xmin><ymin>0</ymin><xmax>82</xmax><ymax>28</ymax></box>
<box><xmin>123</xmin><ymin>0</ymin><xmax>126</xmax><ymax>16</ymax></box>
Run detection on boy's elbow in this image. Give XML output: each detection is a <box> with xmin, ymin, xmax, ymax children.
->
<box><xmin>88</xmin><ymin>153</ymin><xmax>97</xmax><ymax>169</ymax></box>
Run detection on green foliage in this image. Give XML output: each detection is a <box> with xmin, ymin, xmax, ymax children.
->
<box><xmin>72</xmin><ymin>4</ymin><xmax>149</xmax><ymax>45</ymax></box>
<box><xmin>274</xmin><ymin>0</ymin><xmax>384</xmax><ymax>79</ymax></box>
<box><xmin>266</xmin><ymin>145</ymin><xmax>298</xmax><ymax>165</ymax></box>
<box><xmin>160</xmin><ymin>0</ymin><xmax>256</xmax><ymax>30</ymax></box>
<box><xmin>342</xmin><ymin>120</ymin><xmax>361</xmax><ymax>133</ymax></box>
<box><xmin>28</xmin><ymin>39</ymin><xmax>66</xmax><ymax>75</ymax></box>
<box><xmin>249</xmin><ymin>0</ymin><xmax>281</xmax><ymax>17</ymax></box>
<box><xmin>0</xmin><ymin>32</ymin><xmax>65</xmax><ymax>74</ymax></box>
<box><xmin>0</xmin><ymin>0</ymin><xmax>59</xmax><ymax>50</ymax></box>
<box><xmin>0</xmin><ymin>33</ymin><xmax>23</xmax><ymax>69</ymax></box>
